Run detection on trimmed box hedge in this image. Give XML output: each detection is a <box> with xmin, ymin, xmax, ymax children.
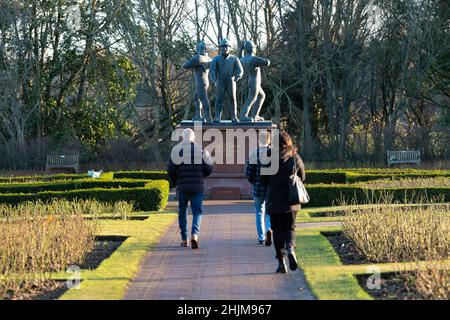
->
<box><xmin>0</xmin><ymin>173</ymin><xmax>89</xmax><ymax>183</ymax></box>
<box><xmin>293</xmin><ymin>169</ymin><xmax>449</xmax><ymax>184</ymax></box>
<box><xmin>0</xmin><ymin>179</ymin><xmax>148</xmax><ymax>194</ymax></box>
<box><xmin>113</xmin><ymin>171</ymin><xmax>169</xmax><ymax>180</ymax></box>
<box><xmin>304</xmin><ymin>171</ymin><xmax>347</xmax><ymax>184</ymax></box>
<box><xmin>0</xmin><ymin>180</ymin><xmax>169</xmax><ymax>211</ymax></box>
<box><xmin>345</xmin><ymin>171</ymin><xmax>450</xmax><ymax>183</ymax></box>
<box><xmin>113</xmin><ymin>171</ymin><xmax>174</xmax><ymax>187</ymax></box>
<box><xmin>305</xmin><ymin>184</ymin><xmax>450</xmax><ymax>207</ymax></box>
<box><xmin>1</xmin><ymin>169</ymin><xmax>448</xmax><ymax>186</ymax></box>
<box><xmin>342</xmin><ymin>168</ymin><xmax>450</xmax><ymax>174</ymax></box>
<box><xmin>111</xmin><ymin>169</ymin><xmax>346</xmax><ymax>184</ymax></box>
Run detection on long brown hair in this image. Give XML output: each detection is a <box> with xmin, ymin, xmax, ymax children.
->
<box><xmin>278</xmin><ymin>131</ymin><xmax>297</xmax><ymax>159</ymax></box>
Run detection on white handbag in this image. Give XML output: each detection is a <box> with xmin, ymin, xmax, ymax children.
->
<box><xmin>288</xmin><ymin>157</ymin><xmax>310</xmax><ymax>205</ymax></box>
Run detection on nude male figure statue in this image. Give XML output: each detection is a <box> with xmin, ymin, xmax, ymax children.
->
<box><xmin>182</xmin><ymin>40</ymin><xmax>213</xmax><ymax>122</ymax></box>
<box><xmin>239</xmin><ymin>41</ymin><xmax>270</xmax><ymax>122</ymax></box>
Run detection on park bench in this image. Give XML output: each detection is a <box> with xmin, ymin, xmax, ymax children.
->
<box><xmin>46</xmin><ymin>155</ymin><xmax>80</xmax><ymax>173</ymax></box>
<box><xmin>387</xmin><ymin>150</ymin><xmax>421</xmax><ymax>167</ymax></box>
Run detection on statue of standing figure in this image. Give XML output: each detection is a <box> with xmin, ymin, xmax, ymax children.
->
<box><xmin>239</xmin><ymin>41</ymin><xmax>270</xmax><ymax>122</ymax></box>
<box><xmin>210</xmin><ymin>38</ymin><xmax>244</xmax><ymax>123</ymax></box>
<box><xmin>182</xmin><ymin>40</ymin><xmax>213</xmax><ymax>122</ymax></box>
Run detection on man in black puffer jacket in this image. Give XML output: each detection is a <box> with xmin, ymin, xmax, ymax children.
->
<box><xmin>167</xmin><ymin>128</ymin><xmax>213</xmax><ymax>249</ymax></box>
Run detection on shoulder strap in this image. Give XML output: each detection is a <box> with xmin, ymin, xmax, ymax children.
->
<box><xmin>291</xmin><ymin>156</ymin><xmax>297</xmax><ymax>175</ymax></box>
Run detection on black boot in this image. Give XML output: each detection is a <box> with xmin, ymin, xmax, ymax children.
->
<box><xmin>288</xmin><ymin>249</ymin><xmax>298</xmax><ymax>271</ymax></box>
<box><xmin>265</xmin><ymin>229</ymin><xmax>272</xmax><ymax>246</ymax></box>
<box><xmin>276</xmin><ymin>257</ymin><xmax>288</xmax><ymax>274</ymax></box>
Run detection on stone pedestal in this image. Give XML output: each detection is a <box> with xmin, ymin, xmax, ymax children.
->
<box><xmin>177</xmin><ymin>120</ymin><xmax>277</xmax><ymax>200</ymax></box>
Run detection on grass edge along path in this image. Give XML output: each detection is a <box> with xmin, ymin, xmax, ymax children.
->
<box><xmin>296</xmin><ymin>225</ymin><xmax>450</xmax><ymax>300</ymax></box>
<box><xmin>56</xmin><ymin>212</ymin><xmax>177</xmax><ymax>300</ymax></box>
<box><xmin>296</xmin><ymin>226</ymin><xmax>371</xmax><ymax>300</ymax></box>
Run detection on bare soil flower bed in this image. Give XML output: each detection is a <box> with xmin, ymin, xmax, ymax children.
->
<box><xmin>356</xmin><ymin>272</ymin><xmax>422</xmax><ymax>300</ymax></box>
<box><xmin>342</xmin><ymin>204</ymin><xmax>448</xmax><ymax>262</ymax></box>
<box><xmin>3</xmin><ymin>280</ymin><xmax>67</xmax><ymax>300</ymax></box>
<box><xmin>311</xmin><ymin>203</ymin><xmax>448</xmax><ymax>217</ymax></box>
<box><xmin>4</xmin><ymin>236</ymin><xmax>127</xmax><ymax>300</ymax></box>
<box><xmin>82</xmin><ymin>236</ymin><xmax>127</xmax><ymax>270</ymax></box>
<box><xmin>322</xmin><ymin>231</ymin><xmax>369</xmax><ymax>265</ymax></box>
<box><xmin>323</xmin><ymin>231</ymin><xmax>449</xmax><ymax>300</ymax></box>
<box><xmin>322</xmin><ymin>230</ymin><xmax>447</xmax><ymax>265</ymax></box>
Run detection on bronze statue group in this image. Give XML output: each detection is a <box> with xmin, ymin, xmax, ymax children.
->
<box><xmin>182</xmin><ymin>38</ymin><xmax>270</xmax><ymax>123</ymax></box>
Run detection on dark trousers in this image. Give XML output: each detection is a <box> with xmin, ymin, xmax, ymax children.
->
<box><xmin>269</xmin><ymin>211</ymin><xmax>297</xmax><ymax>259</ymax></box>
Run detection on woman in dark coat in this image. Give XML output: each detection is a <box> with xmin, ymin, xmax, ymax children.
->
<box><xmin>261</xmin><ymin>132</ymin><xmax>306</xmax><ymax>273</ymax></box>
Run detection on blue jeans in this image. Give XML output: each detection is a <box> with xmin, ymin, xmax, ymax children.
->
<box><xmin>254</xmin><ymin>196</ymin><xmax>271</xmax><ymax>241</ymax></box>
<box><xmin>178</xmin><ymin>192</ymin><xmax>204</xmax><ymax>241</ymax></box>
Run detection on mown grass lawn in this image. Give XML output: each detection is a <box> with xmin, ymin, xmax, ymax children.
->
<box><xmin>52</xmin><ymin>211</ymin><xmax>177</xmax><ymax>300</ymax></box>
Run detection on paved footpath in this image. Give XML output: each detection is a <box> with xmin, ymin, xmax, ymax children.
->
<box><xmin>125</xmin><ymin>200</ymin><xmax>315</xmax><ymax>300</ymax></box>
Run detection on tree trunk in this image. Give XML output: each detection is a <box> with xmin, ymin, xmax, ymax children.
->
<box><xmin>297</xmin><ymin>0</ymin><xmax>313</xmax><ymax>157</ymax></box>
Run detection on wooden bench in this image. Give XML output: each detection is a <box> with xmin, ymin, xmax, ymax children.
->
<box><xmin>387</xmin><ymin>150</ymin><xmax>421</xmax><ymax>167</ymax></box>
<box><xmin>46</xmin><ymin>155</ymin><xmax>80</xmax><ymax>173</ymax></box>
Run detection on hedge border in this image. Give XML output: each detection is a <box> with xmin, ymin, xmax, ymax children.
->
<box><xmin>0</xmin><ymin>173</ymin><xmax>88</xmax><ymax>183</ymax></box>
<box><xmin>110</xmin><ymin>169</ymin><xmax>450</xmax><ymax>185</ymax></box>
<box><xmin>113</xmin><ymin>171</ymin><xmax>169</xmax><ymax>180</ymax></box>
<box><xmin>1</xmin><ymin>169</ymin><xmax>448</xmax><ymax>186</ymax></box>
<box><xmin>0</xmin><ymin>179</ymin><xmax>149</xmax><ymax>194</ymax></box>
<box><xmin>305</xmin><ymin>184</ymin><xmax>450</xmax><ymax>207</ymax></box>
<box><xmin>345</xmin><ymin>171</ymin><xmax>450</xmax><ymax>183</ymax></box>
<box><xmin>0</xmin><ymin>180</ymin><xmax>169</xmax><ymax>211</ymax></box>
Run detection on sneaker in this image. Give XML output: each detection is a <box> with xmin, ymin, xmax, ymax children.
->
<box><xmin>258</xmin><ymin>240</ymin><xmax>265</xmax><ymax>245</ymax></box>
<box><xmin>276</xmin><ymin>258</ymin><xmax>288</xmax><ymax>274</ymax></box>
<box><xmin>288</xmin><ymin>250</ymin><xmax>298</xmax><ymax>271</ymax></box>
<box><xmin>265</xmin><ymin>230</ymin><xmax>272</xmax><ymax>246</ymax></box>
<box><xmin>180</xmin><ymin>240</ymin><xmax>188</xmax><ymax>247</ymax></box>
